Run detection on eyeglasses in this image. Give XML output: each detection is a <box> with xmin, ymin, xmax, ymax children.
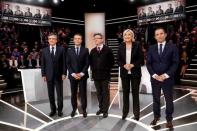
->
<box><xmin>94</xmin><ymin>37</ymin><xmax>102</xmax><ymax>39</ymax></box>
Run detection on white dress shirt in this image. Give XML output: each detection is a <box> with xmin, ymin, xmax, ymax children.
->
<box><xmin>50</xmin><ymin>45</ymin><xmax>56</xmax><ymax>55</ymax></box>
<box><xmin>126</xmin><ymin>47</ymin><xmax>132</xmax><ymax>74</ymax></box>
<box><xmin>152</xmin><ymin>41</ymin><xmax>169</xmax><ymax>79</ymax></box>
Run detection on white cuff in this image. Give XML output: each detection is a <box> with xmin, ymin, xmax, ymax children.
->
<box><xmin>163</xmin><ymin>73</ymin><xmax>170</xmax><ymax>79</ymax></box>
<box><xmin>80</xmin><ymin>72</ymin><xmax>85</xmax><ymax>77</ymax></box>
<box><xmin>71</xmin><ymin>73</ymin><xmax>76</xmax><ymax>77</ymax></box>
<box><xmin>152</xmin><ymin>74</ymin><xmax>157</xmax><ymax>78</ymax></box>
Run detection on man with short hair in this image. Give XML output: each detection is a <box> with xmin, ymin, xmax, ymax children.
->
<box><xmin>147</xmin><ymin>27</ymin><xmax>179</xmax><ymax>128</ymax></box>
<box><xmin>89</xmin><ymin>33</ymin><xmax>114</xmax><ymax>118</ymax></box>
<box><xmin>67</xmin><ymin>33</ymin><xmax>89</xmax><ymax>118</ymax></box>
<box><xmin>41</xmin><ymin>33</ymin><xmax>67</xmax><ymax>117</ymax></box>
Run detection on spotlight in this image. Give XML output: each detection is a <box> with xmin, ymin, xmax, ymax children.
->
<box><xmin>61</xmin><ymin>0</ymin><xmax>64</xmax><ymax>2</ymax></box>
<box><xmin>53</xmin><ymin>0</ymin><xmax>58</xmax><ymax>4</ymax></box>
<box><xmin>38</xmin><ymin>0</ymin><xmax>44</xmax><ymax>3</ymax></box>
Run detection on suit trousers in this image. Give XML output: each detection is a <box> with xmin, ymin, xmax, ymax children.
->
<box><xmin>121</xmin><ymin>75</ymin><xmax>140</xmax><ymax>118</ymax></box>
<box><xmin>70</xmin><ymin>78</ymin><xmax>87</xmax><ymax>112</ymax></box>
<box><xmin>47</xmin><ymin>78</ymin><xmax>63</xmax><ymax>112</ymax></box>
<box><xmin>151</xmin><ymin>81</ymin><xmax>174</xmax><ymax>121</ymax></box>
<box><xmin>94</xmin><ymin>80</ymin><xmax>110</xmax><ymax>113</ymax></box>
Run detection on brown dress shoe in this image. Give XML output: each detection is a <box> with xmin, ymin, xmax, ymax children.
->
<box><xmin>150</xmin><ymin>118</ymin><xmax>160</xmax><ymax>125</ymax></box>
<box><xmin>166</xmin><ymin>121</ymin><xmax>173</xmax><ymax>128</ymax></box>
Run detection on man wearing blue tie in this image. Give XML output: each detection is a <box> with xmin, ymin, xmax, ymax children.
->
<box><xmin>147</xmin><ymin>27</ymin><xmax>179</xmax><ymax>129</ymax></box>
<box><xmin>66</xmin><ymin>33</ymin><xmax>89</xmax><ymax>118</ymax></box>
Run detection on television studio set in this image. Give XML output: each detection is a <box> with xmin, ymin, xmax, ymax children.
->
<box><xmin>0</xmin><ymin>0</ymin><xmax>196</xmax><ymax>130</ymax></box>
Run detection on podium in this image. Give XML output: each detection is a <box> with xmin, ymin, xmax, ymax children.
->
<box><xmin>19</xmin><ymin>69</ymin><xmax>71</xmax><ymax>102</ymax></box>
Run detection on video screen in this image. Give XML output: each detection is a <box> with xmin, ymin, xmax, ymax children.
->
<box><xmin>1</xmin><ymin>1</ymin><xmax>52</xmax><ymax>26</ymax></box>
<box><xmin>137</xmin><ymin>0</ymin><xmax>185</xmax><ymax>25</ymax></box>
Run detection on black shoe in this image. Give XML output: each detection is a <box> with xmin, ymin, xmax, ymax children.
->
<box><xmin>122</xmin><ymin>114</ymin><xmax>128</xmax><ymax>120</ymax></box>
<box><xmin>150</xmin><ymin>118</ymin><xmax>160</xmax><ymax>125</ymax></box>
<box><xmin>96</xmin><ymin>110</ymin><xmax>103</xmax><ymax>115</ymax></box>
<box><xmin>166</xmin><ymin>121</ymin><xmax>173</xmax><ymax>129</ymax></box>
<box><xmin>134</xmin><ymin>117</ymin><xmax>139</xmax><ymax>121</ymax></box>
<box><xmin>49</xmin><ymin>111</ymin><xmax>56</xmax><ymax>117</ymax></box>
<box><xmin>83</xmin><ymin>111</ymin><xmax>87</xmax><ymax>118</ymax></box>
<box><xmin>103</xmin><ymin>113</ymin><xmax>108</xmax><ymax>118</ymax></box>
<box><xmin>70</xmin><ymin>110</ymin><xmax>76</xmax><ymax>117</ymax></box>
<box><xmin>58</xmin><ymin>112</ymin><xmax>63</xmax><ymax>117</ymax></box>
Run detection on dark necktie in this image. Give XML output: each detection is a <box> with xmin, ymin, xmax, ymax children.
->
<box><xmin>76</xmin><ymin>47</ymin><xmax>79</xmax><ymax>55</ymax></box>
<box><xmin>51</xmin><ymin>46</ymin><xmax>55</xmax><ymax>59</ymax></box>
<box><xmin>159</xmin><ymin>44</ymin><xmax>163</xmax><ymax>56</ymax></box>
<box><xmin>97</xmin><ymin>47</ymin><xmax>100</xmax><ymax>53</ymax></box>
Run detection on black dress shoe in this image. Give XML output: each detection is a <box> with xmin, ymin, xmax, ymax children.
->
<box><xmin>83</xmin><ymin>112</ymin><xmax>87</xmax><ymax>118</ymax></box>
<box><xmin>49</xmin><ymin>111</ymin><xmax>56</xmax><ymax>117</ymax></box>
<box><xmin>70</xmin><ymin>110</ymin><xmax>76</xmax><ymax>117</ymax></box>
<box><xmin>96</xmin><ymin>110</ymin><xmax>103</xmax><ymax>115</ymax></box>
<box><xmin>58</xmin><ymin>112</ymin><xmax>63</xmax><ymax>117</ymax></box>
<box><xmin>150</xmin><ymin>118</ymin><xmax>160</xmax><ymax>125</ymax></box>
<box><xmin>103</xmin><ymin>113</ymin><xmax>108</xmax><ymax>118</ymax></box>
<box><xmin>166</xmin><ymin>121</ymin><xmax>173</xmax><ymax>129</ymax></box>
<box><xmin>134</xmin><ymin>117</ymin><xmax>139</xmax><ymax>121</ymax></box>
<box><xmin>122</xmin><ymin>114</ymin><xmax>128</xmax><ymax>120</ymax></box>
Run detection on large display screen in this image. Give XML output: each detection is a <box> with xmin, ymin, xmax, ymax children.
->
<box><xmin>1</xmin><ymin>1</ymin><xmax>51</xmax><ymax>26</ymax></box>
<box><xmin>137</xmin><ymin>0</ymin><xmax>185</xmax><ymax>25</ymax></box>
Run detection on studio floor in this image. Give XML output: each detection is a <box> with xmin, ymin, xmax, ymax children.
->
<box><xmin>0</xmin><ymin>86</ymin><xmax>197</xmax><ymax>131</ymax></box>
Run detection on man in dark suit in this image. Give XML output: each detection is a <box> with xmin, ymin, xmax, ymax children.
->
<box><xmin>41</xmin><ymin>33</ymin><xmax>67</xmax><ymax>117</ymax></box>
<box><xmin>174</xmin><ymin>1</ymin><xmax>184</xmax><ymax>13</ymax></box>
<box><xmin>3</xmin><ymin>4</ymin><xmax>13</xmax><ymax>16</ymax></box>
<box><xmin>147</xmin><ymin>27</ymin><xmax>179</xmax><ymax>128</ymax></box>
<box><xmin>165</xmin><ymin>3</ymin><xmax>174</xmax><ymax>14</ymax></box>
<box><xmin>24</xmin><ymin>7</ymin><xmax>32</xmax><ymax>17</ymax></box>
<box><xmin>34</xmin><ymin>9</ymin><xmax>41</xmax><ymax>19</ymax></box>
<box><xmin>89</xmin><ymin>33</ymin><xmax>114</xmax><ymax>118</ymax></box>
<box><xmin>66</xmin><ymin>33</ymin><xmax>89</xmax><ymax>118</ymax></box>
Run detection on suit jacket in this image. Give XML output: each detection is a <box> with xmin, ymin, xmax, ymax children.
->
<box><xmin>41</xmin><ymin>45</ymin><xmax>66</xmax><ymax>81</ymax></box>
<box><xmin>117</xmin><ymin>42</ymin><xmax>144</xmax><ymax>78</ymax></box>
<box><xmin>146</xmin><ymin>43</ymin><xmax>179</xmax><ymax>85</ymax></box>
<box><xmin>66</xmin><ymin>46</ymin><xmax>89</xmax><ymax>79</ymax></box>
<box><xmin>90</xmin><ymin>45</ymin><xmax>114</xmax><ymax>80</ymax></box>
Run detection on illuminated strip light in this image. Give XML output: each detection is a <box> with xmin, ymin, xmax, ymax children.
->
<box><xmin>106</xmin><ymin>15</ymin><xmax>138</xmax><ymax>22</ymax></box>
<box><xmin>186</xmin><ymin>5</ymin><xmax>197</xmax><ymax>9</ymax></box>
<box><xmin>186</xmin><ymin>9</ymin><xmax>197</xmax><ymax>13</ymax></box>
<box><xmin>52</xmin><ymin>17</ymin><xmax>84</xmax><ymax>22</ymax></box>
<box><xmin>0</xmin><ymin>121</ymin><xmax>33</xmax><ymax>131</ymax></box>
<box><xmin>106</xmin><ymin>19</ymin><xmax>138</xmax><ymax>25</ymax></box>
<box><xmin>35</xmin><ymin>114</ymin><xmax>154</xmax><ymax>131</ymax></box>
<box><xmin>0</xmin><ymin>100</ymin><xmax>47</xmax><ymax>124</ymax></box>
<box><xmin>52</xmin><ymin>20</ymin><xmax>84</xmax><ymax>25</ymax></box>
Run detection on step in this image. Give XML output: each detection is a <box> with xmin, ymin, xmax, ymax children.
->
<box><xmin>184</xmin><ymin>74</ymin><xmax>197</xmax><ymax>80</ymax></box>
<box><xmin>181</xmin><ymin>79</ymin><xmax>197</xmax><ymax>87</ymax></box>
<box><xmin>186</xmin><ymin>69</ymin><xmax>197</xmax><ymax>74</ymax></box>
<box><xmin>0</xmin><ymin>80</ymin><xmax>5</xmax><ymax>84</ymax></box>
<box><xmin>0</xmin><ymin>83</ymin><xmax>7</xmax><ymax>90</ymax></box>
<box><xmin>189</xmin><ymin>64</ymin><xmax>197</xmax><ymax>69</ymax></box>
<box><xmin>191</xmin><ymin>59</ymin><xmax>197</xmax><ymax>64</ymax></box>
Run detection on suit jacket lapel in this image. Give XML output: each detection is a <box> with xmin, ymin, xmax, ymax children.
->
<box><xmin>54</xmin><ymin>46</ymin><xmax>59</xmax><ymax>60</ymax></box>
<box><xmin>78</xmin><ymin>46</ymin><xmax>83</xmax><ymax>57</ymax></box>
<box><xmin>71</xmin><ymin>47</ymin><xmax>76</xmax><ymax>56</ymax></box>
<box><xmin>161</xmin><ymin>43</ymin><xmax>169</xmax><ymax>58</ymax></box>
<box><xmin>131</xmin><ymin>43</ymin><xmax>136</xmax><ymax>63</ymax></box>
<box><xmin>154</xmin><ymin>44</ymin><xmax>161</xmax><ymax>60</ymax></box>
<box><xmin>122</xmin><ymin>44</ymin><xmax>126</xmax><ymax>63</ymax></box>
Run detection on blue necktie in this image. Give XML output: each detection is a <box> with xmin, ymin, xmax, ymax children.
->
<box><xmin>159</xmin><ymin>44</ymin><xmax>163</xmax><ymax>56</ymax></box>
